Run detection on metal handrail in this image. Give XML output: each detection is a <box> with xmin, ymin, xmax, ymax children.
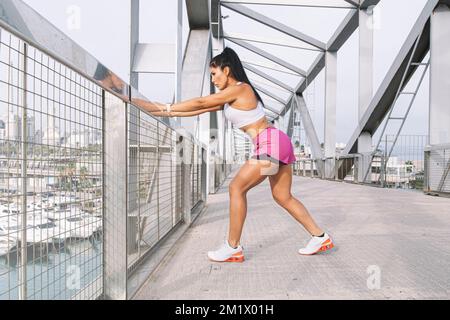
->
<box><xmin>0</xmin><ymin>0</ymin><xmax>207</xmax><ymax>150</ymax></box>
<box><xmin>0</xmin><ymin>0</ymin><xmax>214</xmax><ymax>300</ymax></box>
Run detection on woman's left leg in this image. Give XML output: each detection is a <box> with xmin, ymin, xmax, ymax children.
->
<box><xmin>268</xmin><ymin>163</ymin><xmax>324</xmax><ymax>236</ymax></box>
<box><xmin>269</xmin><ymin>163</ymin><xmax>335</xmax><ymax>255</ymax></box>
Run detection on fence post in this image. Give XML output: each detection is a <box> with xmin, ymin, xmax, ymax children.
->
<box><xmin>104</xmin><ymin>92</ymin><xmax>128</xmax><ymax>300</ymax></box>
<box><xmin>335</xmin><ymin>157</ymin><xmax>339</xmax><ymax>181</ymax></box>
<box><xmin>354</xmin><ymin>156</ymin><xmax>359</xmax><ymax>182</ymax></box>
<box><xmin>424</xmin><ymin>149</ymin><xmax>430</xmax><ymax>192</ymax></box>
<box><xmin>201</xmin><ymin>148</ymin><xmax>207</xmax><ymax>201</ymax></box>
<box><xmin>19</xmin><ymin>42</ymin><xmax>28</xmax><ymax>300</ymax></box>
<box><xmin>380</xmin><ymin>154</ymin><xmax>385</xmax><ymax>187</ymax></box>
<box><xmin>182</xmin><ymin>137</ymin><xmax>192</xmax><ymax>224</ymax></box>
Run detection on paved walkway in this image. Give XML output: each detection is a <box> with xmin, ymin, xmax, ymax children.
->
<box><xmin>134</xmin><ymin>166</ymin><xmax>450</xmax><ymax>300</ymax></box>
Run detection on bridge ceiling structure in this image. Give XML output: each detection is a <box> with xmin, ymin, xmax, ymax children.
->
<box><xmin>211</xmin><ymin>0</ymin><xmax>369</xmax><ymax>118</ymax></box>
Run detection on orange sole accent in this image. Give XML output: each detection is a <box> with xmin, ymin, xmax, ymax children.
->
<box><xmin>299</xmin><ymin>241</ymin><xmax>335</xmax><ymax>256</ymax></box>
<box><xmin>318</xmin><ymin>242</ymin><xmax>334</xmax><ymax>252</ymax></box>
<box><xmin>209</xmin><ymin>251</ymin><xmax>245</xmax><ymax>263</ymax></box>
<box><xmin>225</xmin><ymin>255</ymin><xmax>245</xmax><ymax>262</ymax></box>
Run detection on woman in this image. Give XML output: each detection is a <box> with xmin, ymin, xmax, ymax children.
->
<box><xmin>132</xmin><ymin>47</ymin><xmax>334</xmax><ymax>262</ymax></box>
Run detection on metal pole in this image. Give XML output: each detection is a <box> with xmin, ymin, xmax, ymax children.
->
<box><xmin>130</xmin><ymin>0</ymin><xmax>139</xmax><ymax>88</ymax></box>
<box><xmin>357</xmin><ymin>7</ymin><xmax>374</xmax><ymax>183</ymax></box>
<box><xmin>430</xmin><ymin>4</ymin><xmax>450</xmax><ymax>147</ymax></box>
<box><xmin>182</xmin><ymin>137</ymin><xmax>192</xmax><ymax>225</ymax></box>
<box><xmin>19</xmin><ymin>42</ymin><xmax>28</xmax><ymax>300</ymax></box>
<box><xmin>382</xmin><ymin>135</ymin><xmax>387</xmax><ymax>187</ymax></box>
<box><xmin>335</xmin><ymin>157</ymin><xmax>339</xmax><ymax>181</ymax></box>
<box><xmin>176</xmin><ymin>0</ymin><xmax>183</xmax><ymax>104</ymax></box>
<box><xmin>137</xmin><ymin>111</ymin><xmax>141</xmax><ymax>258</ymax></box>
<box><xmin>157</xmin><ymin>122</ymin><xmax>160</xmax><ymax>240</ymax></box>
<box><xmin>324</xmin><ymin>51</ymin><xmax>337</xmax><ymax>179</ymax></box>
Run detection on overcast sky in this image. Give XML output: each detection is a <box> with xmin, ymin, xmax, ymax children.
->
<box><xmin>21</xmin><ymin>0</ymin><xmax>430</xmax><ymax>145</ymax></box>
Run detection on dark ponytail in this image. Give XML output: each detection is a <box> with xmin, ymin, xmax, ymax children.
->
<box><xmin>210</xmin><ymin>47</ymin><xmax>264</xmax><ymax>106</ymax></box>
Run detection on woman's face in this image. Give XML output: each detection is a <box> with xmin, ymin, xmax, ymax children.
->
<box><xmin>210</xmin><ymin>66</ymin><xmax>230</xmax><ymax>91</ymax></box>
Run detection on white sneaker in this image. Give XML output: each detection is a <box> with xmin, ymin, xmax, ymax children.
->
<box><xmin>207</xmin><ymin>240</ymin><xmax>245</xmax><ymax>262</ymax></box>
<box><xmin>298</xmin><ymin>233</ymin><xmax>334</xmax><ymax>255</ymax></box>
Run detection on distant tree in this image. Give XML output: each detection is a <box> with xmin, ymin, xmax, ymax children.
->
<box><xmin>58</xmin><ymin>162</ymin><xmax>76</xmax><ymax>190</ymax></box>
<box><xmin>80</xmin><ymin>166</ymin><xmax>92</xmax><ymax>188</ymax></box>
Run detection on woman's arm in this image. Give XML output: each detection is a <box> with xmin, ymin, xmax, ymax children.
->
<box><xmin>169</xmin><ymin>85</ymin><xmax>243</xmax><ymax>112</ymax></box>
<box><xmin>171</xmin><ymin>105</ymin><xmax>224</xmax><ymax>117</ymax></box>
<box><xmin>150</xmin><ymin>105</ymin><xmax>223</xmax><ymax>118</ymax></box>
<box><xmin>131</xmin><ymin>98</ymin><xmax>166</xmax><ymax>113</ymax></box>
<box><xmin>131</xmin><ymin>83</ymin><xmax>241</xmax><ymax>115</ymax></box>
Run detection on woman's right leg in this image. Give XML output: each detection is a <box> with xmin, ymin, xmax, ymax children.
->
<box><xmin>227</xmin><ymin>159</ymin><xmax>275</xmax><ymax>247</ymax></box>
<box><xmin>208</xmin><ymin>159</ymin><xmax>278</xmax><ymax>262</ymax></box>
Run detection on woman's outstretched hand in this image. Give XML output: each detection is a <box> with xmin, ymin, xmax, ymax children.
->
<box><xmin>131</xmin><ymin>98</ymin><xmax>172</xmax><ymax>117</ymax></box>
<box><xmin>131</xmin><ymin>97</ymin><xmax>164</xmax><ymax>112</ymax></box>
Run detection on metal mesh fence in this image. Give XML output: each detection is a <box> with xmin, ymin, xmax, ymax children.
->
<box><xmin>425</xmin><ymin>146</ymin><xmax>450</xmax><ymax>195</ymax></box>
<box><xmin>294</xmin><ymin>135</ymin><xmax>428</xmax><ymax>190</ymax></box>
<box><xmin>0</xmin><ymin>17</ymin><xmax>214</xmax><ymax>300</ymax></box>
<box><xmin>293</xmin><ymin>159</ymin><xmax>319</xmax><ymax>178</ymax></box>
<box><xmin>233</xmin><ymin>129</ymin><xmax>252</xmax><ymax>164</ymax></box>
<box><xmin>190</xmin><ymin>144</ymin><xmax>203</xmax><ymax>209</ymax></box>
<box><xmin>127</xmin><ymin>105</ymin><xmax>183</xmax><ymax>270</ymax></box>
<box><xmin>0</xmin><ymin>28</ymin><xmax>103</xmax><ymax>300</ymax></box>
<box><xmin>379</xmin><ymin>135</ymin><xmax>427</xmax><ymax>189</ymax></box>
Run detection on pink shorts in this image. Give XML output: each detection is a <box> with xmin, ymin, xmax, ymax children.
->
<box><xmin>251</xmin><ymin>127</ymin><xmax>297</xmax><ymax>165</ymax></box>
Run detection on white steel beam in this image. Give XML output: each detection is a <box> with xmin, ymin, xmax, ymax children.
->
<box><xmin>295</xmin><ymin>52</ymin><xmax>326</xmax><ymax>96</ymax></box>
<box><xmin>344</xmin><ymin>0</ymin><xmax>359</xmax><ymax>6</ymax></box>
<box><xmin>130</xmin><ymin>0</ymin><xmax>139</xmax><ymax>88</ymax></box>
<box><xmin>224</xmin><ymin>31</ymin><xmax>320</xmax><ymax>52</ymax></box>
<box><xmin>211</xmin><ymin>0</ymin><xmax>223</xmax><ymax>39</ymax></box>
<box><xmin>227</xmin><ymin>37</ymin><xmax>307</xmax><ymax>76</ymax></box>
<box><xmin>360</xmin><ymin>0</ymin><xmax>380</xmax><ymax>9</ymax></box>
<box><xmin>295</xmin><ymin>95</ymin><xmax>325</xmax><ymax>164</ymax></box>
<box><xmin>180</xmin><ymin>30</ymin><xmax>211</xmax><ymax>133</ymax></box>
<box><xmin>253</xmin><ymin>83</ymin><xmax>289</xmax><ymax>105</ymax></box>
<box><xmin>327</xmin><ymin>8</ymin><xmax>358</xmax><ymax>51</ymax></box>
<box><xmin>279</xmin><ymin>52</ymin><xmax>325</xmax><ymax>117</ymax></box>
<box><xmin>285</xmin><ymin>100</ymin><xmax>296</xmax><ymax>138</ymax></box>
<box><xmin>176</xmin><ymin>0</ymin><xmax>183</xmax><ymax>103</ymax></box>
<box><xmin>358</xmin><ymin>7</ymin><xmax>374</xmax><ymax>120</ymax></box>
<box><xmin>264</xmin><ymin>105</ymin><xmax>282</xmax><ymax>115</ymax></box>
<box><xmin>243</xmin><ymin>62</ymin><xmax>295</xmax><ymax>92</ymax></box>
<box><xmin>221</xmin><ymin>2</ymin><xmax>327</xmax><ymax>51</ymax></box>
<box><xmin>356</xmin><ymin>6</ymin><xmax>374</xmax><ymax>182</ymax></box>
<box><xmin>276</xmin><ymin>0</ymin><xmax>380</xmax><ymax>118</ymax></box>
<box><xmin>241</xmin><ymin>60</ymin><xmax>302</xmax><ymax>76</ymax></box>
<box><xmin>186</xmin><ymin>0</ymin><xmax>209</xmax><ymax>29</ymax></box>
<box><xmin>221</xmin><ymin>0</ymin><xmax>356</xmax><ymax>9</ymax></box>
<box><xmin>265</xmin><ymin>107</ymin><xmax>279</xmax><ymax>115</ymax></box>
<box><xmin>430</xmin><ymin>4</ymin><xmax>450</xmax><ymax>145</ymax></box>
<box><xmin>324</xmin><ymin>51</ymin><xmax>337</xmax><ymax>178</ymax></box>
<box><xmin>343</xmin><ymin>0</ymin><xmax>438</xmax><ymax>155</ymax></box>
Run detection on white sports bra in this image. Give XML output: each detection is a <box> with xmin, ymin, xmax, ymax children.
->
<box><xmin>223</xmin><ymin>82</ymin><xmax>266</xmax><ymax>128</ymax></box>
